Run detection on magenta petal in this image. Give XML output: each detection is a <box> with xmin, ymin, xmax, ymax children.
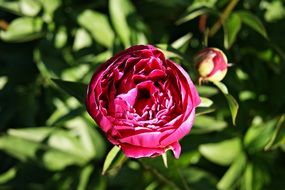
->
<box><xmin>160</xmin><ymin>109</ymin><xmax>196</xmax><ymax>146</ymax></box>
<box><xmin>170</xmin><ymin>142</ymin><xmax>181</xmax><ymax>159</ymax></box>
<box><xmin>117</xmin><ymin>88</ymin><xmax>138</xmax><ymax>107</ymax></box>
<box><xmin>119</xmin><ymin>131</ymin><xmax>164</xmax><ymax>148</ymax></box>
<box><xmin>120</xmin><ymin>143</ymin><xmax>164</xmax><ymax>158</ymax></box>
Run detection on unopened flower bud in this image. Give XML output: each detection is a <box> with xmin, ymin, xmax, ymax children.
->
<box><xmin>194</xmin><ymin>48</ymin><xmax>229</xmax><ymax>83</ymax></box>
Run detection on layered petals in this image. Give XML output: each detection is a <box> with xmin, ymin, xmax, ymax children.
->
<box><xmin>86</xmin><ymin>45</ymin><xmax>200</xmax><ymax>159</ymax></box>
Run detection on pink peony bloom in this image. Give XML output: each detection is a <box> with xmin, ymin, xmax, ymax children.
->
<box><xmin>86</xmin><ymin>45</ymin><xmax>200</xmax><ymax>159</ymax></box>
<box><xmin>195</xmin><ymin>48</ymin><xmax>229</xmax><ymax>83</ymax></box>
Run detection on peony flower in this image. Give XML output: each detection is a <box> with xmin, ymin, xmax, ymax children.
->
<box><xmin>86</xmin><ymin>45</ymin><xmax>200</xmax><ymax>159</ymax></box>
<box><xmin>194</xmin><ymin>47</ymin><xmax>229</xmax><ymax>83</ymax></box>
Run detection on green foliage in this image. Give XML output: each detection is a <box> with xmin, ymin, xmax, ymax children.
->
<box><xmin>1</xmin><ymin>0</ymin><xmax>285</xmax><ymax>189</ymax></box>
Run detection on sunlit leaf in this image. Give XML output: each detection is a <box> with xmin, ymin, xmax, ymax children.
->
<box><xmin>0</xmin><ymin>167</ymin><xmax>16</xmax><ymax>184</ymax></box>
<box><xmin>213</xmin><ymin>81</ymin><xmax>229</xmax><ymax>94</ymax></box>
<box><xmin>176</xmin><ymin>8</ymin><xmax>209</xmax><ymax>25</ymax></box>
<box><xmin>264</xmin><ymin>114</ymin><xmax>285</xmax><ymax>150</ymax></box>
<box><xmin>0</xmin><ymin>127</ymin><xmax>92</xmax><ymax>171</ymax></box>
<box><xmin>171</xmin><ymin>33</ymin><xmax>192</xmax><ymax>49</ymax></box>
<box><xmin>244</xmin><ymin>117</ymin><xmax>278</xmax><ymax>153</ymax></box>
<box><xmin>77</xmin><ymin>164</ymin><xmax>94</xmax><ymax>190</ymax></box>
<box><xmin>20</xmin><ymin>0</ymin><xmax>41</xmax><ymax>16</ymax></box>
<box><xmin>195</xmin><ymin>107</ymin><xmax>216</xmax><ymax>116</ymax></box>
<box><xmin>40</xmin><ymin>0</ymin><xmax>61</xmax><ymax>21</ymax></box>
<box><xmin>54</xmin><ymin>26</ymin><xmax>68</xmax><ymax>49</ymax></box>
<box><xmin>8</xmin><ymin>127</ymin><xmax>54</xmax><ymax>142</ymax></box>
<box><xmin>213</xmin><ymin>82</ymin><xmax>239</xmax><ymax>125</ymax></box>
<box><xmin>217</xmin><ymin>152</ymin><xmax>247</xmax><ymax>190</ymax></box>
<box><xmin>198</xmin><ymin>97</ymin><xmax>213</xmax><ymax>107</ymax></box>
<box><xmin>193</xmin><ymin>115</ymin><xmax>227</xmax><ymax>134</ymax></box>
<box><xmin>196</xmin><ymin>85</ymin><xmax>219</xmax><ymax>97</ymax></box>
<box><xmin>0</xmin><ymin>135</ymin><xmax>41</xmax><ymax>161</ymax></box>
<box><xmin>241</xmin><ymin>160</ymin><xmax>270</xmax><ymax>190</ymax></box>
<box><xmin>237</xmin><ymin>11</ymin><xmax>268</xmax><ymax>39</ymax></box>
<box><xmin>109</xmin><ymin>0</ymin><xmax>134</xmax><ymax>47</ymax></box>
<box><xmin>262</xmin><ymin>1</ymin><xmax>285</xmax><ymax>22</ymax></box>
<box><xmin>199</xmin><ymin>137</ymin><xmax>242</xmax><ymax>166</ymax></box>
<box><xmin>73</xmin><ymin>28</ymin><xmax>92</xmax><ymax>51</ymax></box>
<box><xmin>71</xmin><ymin>116</ymin><xmax>106</xmax><ymax>159</ymax></box>
<box><xmin>225</xmin><ymin>94</ymin><xmax>239</xmax><ymax>126</ymax></box>
<box><xmin>77</xmin><ymin>10</ymin><xmax>114</xmax><ymax>48</ymax></box>
<box><xmin>102</xmin><ymin>146</ymin><xmax>121</xmax><ymax>175</ymax></box>
<box><xmin>0</xmin><ymin>76</ymin><xmax>8</xmax><ymax>90</ymax></box>
<box><xmin>0</xmin><ymin>1</ymin><xmax>21</xmax><ymax>15</ymax></box>
<box><xmin>0</xmin><ymin>17</ymin><xmax>43</xmax><ymax>42</ymax></box>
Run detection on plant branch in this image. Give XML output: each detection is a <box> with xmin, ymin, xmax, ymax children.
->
<box><xmin>209</xmin><ymin>0</ymin><xmax>239</xmax><ymax>37</ymax></box>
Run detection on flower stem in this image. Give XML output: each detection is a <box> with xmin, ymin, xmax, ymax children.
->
<box><xmin>209</xmin><ymin>0</ymin><xmax>239</xmax><ymax>37</ymax></box>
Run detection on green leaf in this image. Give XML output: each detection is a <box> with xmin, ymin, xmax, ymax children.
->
<box><xmin>217</xmin><ymin>152</ymin><xmax>247</xmax><ymax>190</ymax></box>
<box><xmin>8</xmin><ymin>127</ymin><xmax>54</xmax><ymax>142</ymax></box>
<box><xmin>237</xmin><ymin>11</ymin><xmax>268</xmax><ymax>39</ymax></box>
<box><xmin>77</xmin><ymin>10</ymin><xmax>114</xmax><ymax>48</ymax></box>
<box><xmin>0</xmin><ymin>167</ymin><xmax>17</xmax><ymax>184</ymax></box>
<box><xmin>77</xmin><ymin>164</ymin><xmax>94</xmax><ymax>190</ymax></box>
<box><xmin>40</xmin><ymin>0</ymin><xmax>61</xmax><ymax>21</ymax></box>
<box><xmin>73</xmin><ymin>28</ymin><xmax>92</xmax><ymax>51</ymax></box>
<box><xmin>0</xmin><ymin>127</ymin><xmax>93</xmax><ymax>171</ymax></box>
<box><xmin>52</xmin><ymin>79</ymin><xmax>87</xmax><ymax>104</ymax></box>
<box><xmin>241</xmin><ymin>160</ymin><xmax>270</xmax><ymax>190</ymax></box>
<box><xmin>213</xmin><ymin>82</ymin><xmax>239</xmax><ymax>125</ymax></box>
<box><xmin>241</xmin><ymin>162</ymin><xmax>253</xmax><ymax>190</ymax></box>
<box><xmin>0</xmin><ymin>76</ymin><xmax>8</xmax><ymax>90</ymax></box>
<box><xmin>61</xmin><ymin>64</ymin><xmax>90</xmax><ymax>81</ymax></box>
<box><xmin>213</xmin><ymin>81</ymin><xmax>229</xmax><ymax>94</ymax></box>
<box><xmin>262</xmin><ymin>1</ymin><xmax>285</xmax><ymax>22</ymax></box>
<box><xmin>225</xmin><ymin>94</ymin><xmax>239</xmax><ymax>126</ymax></box>
<box><xmin>102</xmin><ymin>146</ymin><xmax>121</xmax><ymax>175</ymax></box>
<box><xmin>193</xmin><ymin>115</ymin><xmax>227</xmax><ymax>134</ymax></box>
<box><xmin>198</xmin><ymin>97</ymin><xmax>213</xmax><ymax>107</ymax></box>
<box><xmin>0</xmin><ymin>1</ymin><xmax>21</xmax><ymax>15</ymax></box>
<box><xmin>199</xmin><ymin>137</ymin><xmax>242</xmax><ymax>166</ymax></box>
<box><xmin>20</xmin><ymin>0</ymin><xmax>41</xmax><ymax>16</ymax></box>
<box><xmin>176</xmin><ymin>8</ymin><xmax>212</xmax><ymax>25</ymax></box>
<box><xmin>264</xmin><ymin>114</ymin><xmax>285</xmax><ymax>150</ymax></box>
<box><xmin>244</xmin><ymin>117</ymin><xmax>279</xmax><ymax>153</ymax></box>
<box><xmin>74</xmin><ymin>116</ymin><xmax>106</xmax><ymax>159</ymax></box>
<box><xmin>109</xmin><ymin>0</ymin><xmax>134</xmax><ymax>47</ymax></box>
<box><xmin>0</xmin><ymin>135</ymin><xmax>42</xmax><ymax>161</ymax></box>
<box><xmin>195</xmin><ymin>107</ymin><xmax>216</xmax><ymax>116</ymax></box>
<box><xmin>54</xmin><ymin>26</ymin><xmax>68</xmax><ymax>49</ymax></box>
<box><xmin>196</xmin><ymin>85</ymin><xmax>219</xmax><ymax>97</ymax></box>
<box><xmin>224</xmin><ymin>13</ymin><xmax>241</xmax><ymax>49</ymax></box>
<box><xmin>0</xmin><ymin>17</ymin><xmax>43</xmax><ymax>42</ymax></box>
<box><xmin>171</xmin><ymin>33</ymin><xmax>192</xmax><ymax>49</ymax></box>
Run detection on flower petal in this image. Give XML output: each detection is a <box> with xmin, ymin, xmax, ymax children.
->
<box><xmin>120</xmin><ymin>143</ymin><xmax>165</xmax><ymax>158</ymax></box>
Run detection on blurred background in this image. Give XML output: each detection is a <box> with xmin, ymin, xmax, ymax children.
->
<box><xmin>0</xmin><ymin>0</ymin><xmax>285</xmax><ymax>189</ymax></box>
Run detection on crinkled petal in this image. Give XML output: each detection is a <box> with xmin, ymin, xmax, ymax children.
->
<box><xmin>160</xmin><ymin>108</ymin><xmax>196</xmax><ymax>146</ymax></box>
<box><xmin>120</xmin><ymin>143</ymin><xmax>165</xmax><ymax>158</ymax></box>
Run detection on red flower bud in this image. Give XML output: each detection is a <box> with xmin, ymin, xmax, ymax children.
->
<box><xmin>194</xmin><ymin>48</ymin><xmax>229</xmax><ymax>83</ymax></box>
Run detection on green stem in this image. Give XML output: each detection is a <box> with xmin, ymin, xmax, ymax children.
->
<box><xmin>138</xmin><ymin>160</ymin><xmax>181</xmax><ymax>190</ymax></box>
<box><xmin>209</xmin><ymin>0</ymin><xmax>239</xmax><ymax>37</ymax></box>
